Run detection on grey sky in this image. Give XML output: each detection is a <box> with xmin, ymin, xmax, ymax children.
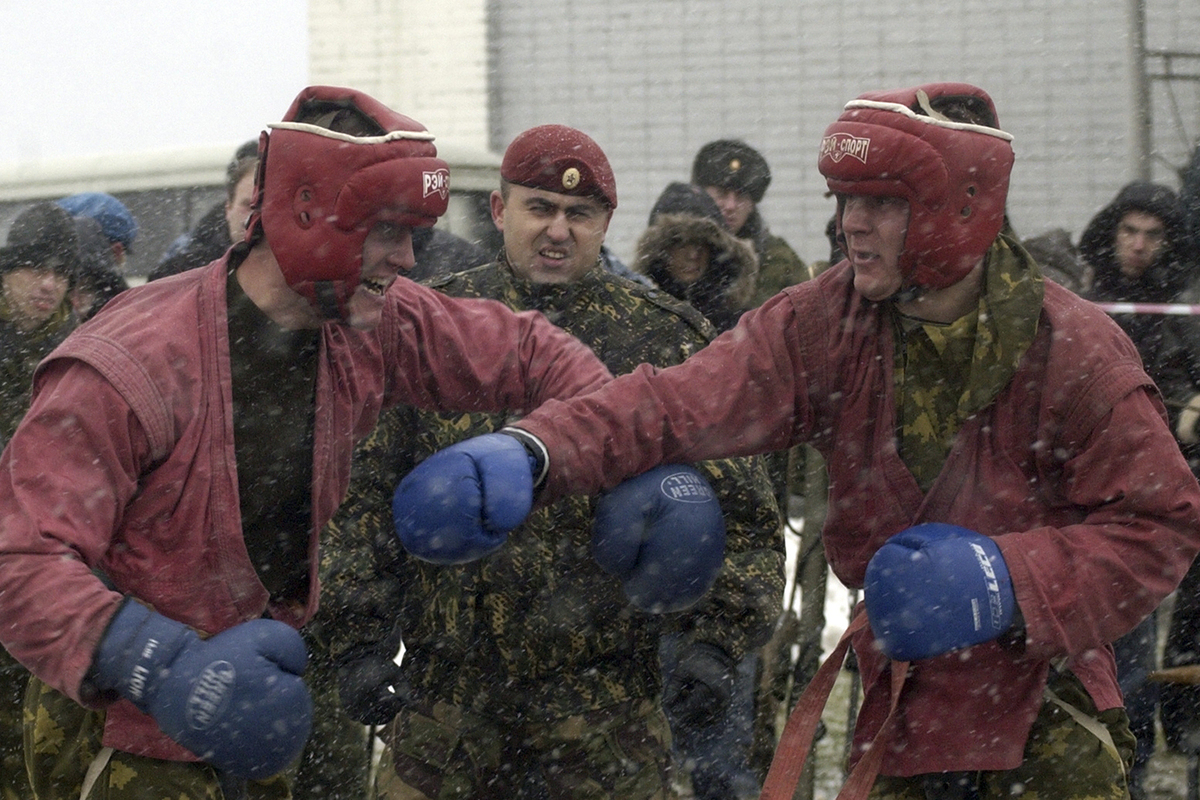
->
<box><xmin>0</xmin><ymin>0</ymin><xmax>307</xmax><ymax>165</ymax></box>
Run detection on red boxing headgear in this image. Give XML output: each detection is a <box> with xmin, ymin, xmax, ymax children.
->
<box><xmin>818</xmin><ymin>83</ymin><xmax>1014</xmax><ymax>289</ymax></box>
<box><xmin>250</xmin><ymin>86</ymin><xmax>451</xmax><ymax>318</ymax></box>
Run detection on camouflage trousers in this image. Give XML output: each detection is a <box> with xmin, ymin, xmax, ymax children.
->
<box><xmin>0</xmin><ymin>652</ymin><xmax>32</xmax><ymax>800</ymax></box>
<box><xmin>24</xmin><ymin>675</ymin><xmax>292</xmax><ymax>800</ymax></box>
<box><xmin>375</xmin><ymin>698</ymin><xmax>677</xmax><ymax>800</ymax></box>
<box><xmin>293</xmin><ymin>622</ymin><xmax>372</xmax><ymax>800</ymax></box>
<box><xmin>869</xmin><ymin>670</ymin><xmax>1137</xmax><ymax>800</ymax></box>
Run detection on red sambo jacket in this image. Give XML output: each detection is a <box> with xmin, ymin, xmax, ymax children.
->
<box><xmin>516</xmin><ymin>259</ymin><xmax>1200</xmax><ymax>775</ymax></box>
<box><xmin>0</xmin><ymin>258</ymin><xmax>610</xmax><ymax>762</ymax></box>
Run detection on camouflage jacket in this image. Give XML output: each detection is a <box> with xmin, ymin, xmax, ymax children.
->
<box><xmin>0</xmin><ymin>300</ymin><xmax>75</xmax><ymax>442</ymax></box>
<box><xmin>323</xmin><ymin>260</ymin><xmax>783</xmax><ymax>722</ymax></box>
<box><xmin>741</xmin><ymin>210</ymin><xmax>810</xmax><ymax>306</ymax></box>
<box><xmin>0</xmin><ymin>301</ymin><xmax>74</xmax><ymax>674</ymax></box>
<box><xmin>755</xmin><ymin>232</ymin><xmax>810</xmax><ymax>305</ymax></box>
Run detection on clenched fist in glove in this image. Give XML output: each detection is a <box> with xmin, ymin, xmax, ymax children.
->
<box><xmin>864</xmin><ymin>523</ymin><xmax>1015</xmax><ymax>662</ymax></box>
<box><xmin>662</xmin><ymin>643</ymin><xmax>736</xmax><ymax>727</ymax></box>
<box><xmin>592</xmin><ymin>464</ymin><xmax>726</xmax><ymax>613</ymax></box>
<box><xmin>90</xmin><ymin>599</ymin><xmax>313</xmax><ymax>780</ymax></box>
<box><xmin>336</xmin><ymin>648</ymin><xmax>411</xmax><ymax>726</ymax></box>
<box><xmin>392</xmin><ymin>432</ymin><xmax>541</xmax><ymax>564</ymax></box>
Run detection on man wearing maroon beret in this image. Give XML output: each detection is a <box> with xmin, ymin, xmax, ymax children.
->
<box><xmin>323</xmin><ymin>124</ymin><xmax>783</xmax><ymax>799</ymax></box>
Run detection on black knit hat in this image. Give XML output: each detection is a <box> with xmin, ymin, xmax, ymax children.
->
<box><xmin>0</xmin><ymin>202</ymin><xmax>80</xmax><ymax>282</ymax></box>
<box><xmin>691</xmin><ymin>139</ymin><xmax>771</xmax><ymax>203</ymax></box>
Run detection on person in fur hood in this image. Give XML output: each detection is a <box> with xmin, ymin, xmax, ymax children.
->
<box><xmin>635</xmin><ymin>181</ymin><xmax>758</xmax><ymax>332</ymax></box>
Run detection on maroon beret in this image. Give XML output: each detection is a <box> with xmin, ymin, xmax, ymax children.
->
<box><xmin>501</xmin><ymin>125</ymin><xmax>617</xmax><ymax>209</ymax></box>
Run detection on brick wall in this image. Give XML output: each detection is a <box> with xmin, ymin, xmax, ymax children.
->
<box><xmin>309</xmin><ymin>0</ymin><xmax>490</xmax><ymax>152</ymax></box>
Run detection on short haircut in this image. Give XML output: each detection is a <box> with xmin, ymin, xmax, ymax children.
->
<box><xmin>225</xmin><ymin>139</ymin><xmax>261</xmax><ymax>201</ymax></box>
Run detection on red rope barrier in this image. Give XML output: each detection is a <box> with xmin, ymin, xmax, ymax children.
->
<box><xmin>1094</xmin><ymin>302</ymin><xmax>1200</xmax><ymax>315</ymax></box>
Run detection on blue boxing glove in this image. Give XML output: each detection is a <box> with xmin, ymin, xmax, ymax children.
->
<box><xmin>90</xmin><ymin>599</ymin><xmax>312</xmax><ymax>780</ymax></box>
<box><xmin>864</xmin><ymin>523</ymin><xmax>1015</xmax><ymax>661</ymax></box>
<box><xmin>393</xmin><ymin>432</ymin><xmax>539</xmax><ymax>564</ymax></box>
<box><xmin>592</xmin><ymin>465</ymin><xmax>726</xmax><ymax>613</ymax></box>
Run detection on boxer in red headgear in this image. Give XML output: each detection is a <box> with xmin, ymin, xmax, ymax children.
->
<box><xmin>397</xmin><ymin>82</ymin><xmax>1200</xmax><ymax>799</ymax></box>
<box><xmin>0</xmin><ymin>86</ymin><xmax>611</xmax><ymax>798</ymax></box>
<box><xmin>818</xmin><ymin>83</ymin><xmax>1014</xmax><ymax>292</ymax></box>
<box><xmin>250</xmin><ymin>86</ymin><xmax>451</xmax><ymax>319</ymax></box>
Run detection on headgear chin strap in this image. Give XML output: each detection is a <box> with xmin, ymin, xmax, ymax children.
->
<box><xmin>818</xmin><ymin>83</ymin><xmax>1014</xmax><ymax>289</ymax></box>
<box><xmin>248</xmin><ymin>86</ymin><xmax>451</xmax><ymax>319</ymax></box>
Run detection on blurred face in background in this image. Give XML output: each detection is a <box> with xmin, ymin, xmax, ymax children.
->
<box><xmin>666</xmin><ymin>242</ymin><xmax>709</xmax><ymax>286</ymax></box>
<box><xmin>1114</xmin><ymin>210</ymin><xmax>1167</xmax><ymax>280</ymax></box>
<box><xmin>225</xmin><ymin>169</ymin><xmax>257</xmax><ymax>243</ymax></box>
<box><xmin>3</xmin><ymin>262</ymin><xmax>70</xmax><ymax>331</ymax></box>
<box><xmin>702</xmin><ymin>185</ymin><xmax>755</xmax><ymax>235</ymax></box>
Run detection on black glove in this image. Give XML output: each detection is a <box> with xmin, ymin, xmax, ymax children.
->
<box><xmin>662</xmin><ymin>643</ymin><xmax>736</xmax><ymax>728</ymax></box>
<box><xmin>336</xmin><ymin>651</ymin><xmax>411</xmax><ymax>726</ymax></box>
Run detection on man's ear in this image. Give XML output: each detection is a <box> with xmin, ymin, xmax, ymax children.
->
<box><xmin>489</xmin><ymin>190</ymin><xmax>506</xmax><ymax>233</ymax></box>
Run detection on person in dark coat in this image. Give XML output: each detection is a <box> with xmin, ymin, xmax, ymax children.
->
<box><xmin>56</xmin><ymin>192</ymin><xmax>138</xmax><ymax>270</ymax></box>
<box><xmin>1022</xmin><ymin>227</ymin><xmax>1091</xmax><ymax>295</ymax></box>
<box><xmin>1083</xmin><ymin>181</ymin><xmax>1194</xmax><ymax>353</ymax></box>
<box><xmin>70</xmin><ymin>216</ymin><xmax>129</xmax><ymax>321</ymax></box>
<box><xmin>691</xmin><ymin>139</ymin><xmax>808</xmax><ymax>306</ymax></box>
<box><xmin>1081</xmin><ymin>180</ymin><xmax>1198</xmax><ymax>800</ymax></box>
<box><xmin>1127</xmin><ymin>180</ymin><xmax>1200</xmax><ymax>780</ymax></box>
<box><xmin>1180</xmin><ymin>144</ymin><xmax>1200</xmax><ymax>261</ymax></box>
<box><xmin>0</xmin><ymin>201</ymin><xmax>80</xmax><ymax>800</ymax></box>
<box><xmin>149</xmin><ymin>139</ymin><xmax>259</xmax><ymax>281</ymax></box>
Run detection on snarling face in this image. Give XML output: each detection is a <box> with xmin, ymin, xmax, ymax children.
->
<box><xmin>492</xmin><ymin>184</ymin><xmax>611</xmax><ymax>285</ymax></box>
<box><xmin>342</xmin><ymin>222</ymin><xmax>417</xmax><ymax>330</ymax></box>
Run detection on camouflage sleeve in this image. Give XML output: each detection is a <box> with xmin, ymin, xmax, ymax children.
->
<box><xmin>617</xmin><ymin>295</ymin><xmax>785</xmax><ymax>662</ymax></box>
<box><xmin>675</xmin><ymin>454</ymin><xmax>785</xmax><ymax>662</ymax></box>
<box><xmin>320</xmin><ymin>404</ymin><xmax>418</xmax><ymax>664</ymax></box>
<box><xmin>753</xmin><ymin>235</ymin><xmax>811</xmax><ymax>306</ymax></box>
